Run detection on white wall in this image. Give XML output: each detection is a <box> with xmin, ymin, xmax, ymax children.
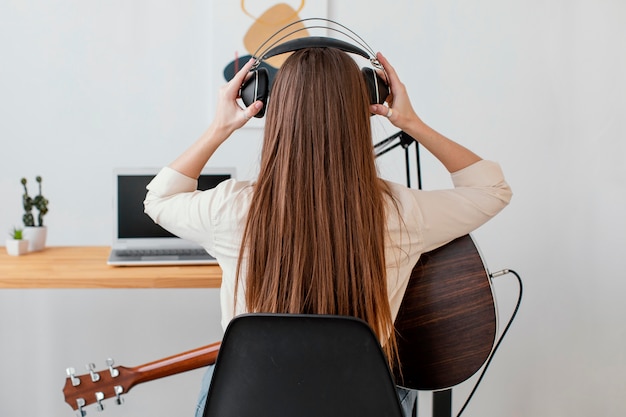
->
<box><xmin>1</xmin><ymin>1</ymin><xmax>625</xmax><ymax>416</ymax></box>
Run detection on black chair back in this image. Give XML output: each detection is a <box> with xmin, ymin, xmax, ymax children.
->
<box><xmin>203</xmin><ymin>313</ymin><xmax>403</xmax><ymax>417</ymax></box>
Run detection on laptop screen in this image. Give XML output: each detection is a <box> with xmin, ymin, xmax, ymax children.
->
<box><xmin>115</xmin><ymin>171</ymin><xmax>233</xmax><ymax>240</ymax></box>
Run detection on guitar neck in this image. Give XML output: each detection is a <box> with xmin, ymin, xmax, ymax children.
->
<box><xmin>63</xmin><ymin>341</ymin><xmax>221</xmax><ymax>411</ymax></box>
<box><xmin>131</xmin><ymin>341</ymin><xmax>221</xmax><ymax>385</ymax></box>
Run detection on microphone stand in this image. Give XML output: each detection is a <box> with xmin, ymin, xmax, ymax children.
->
<box><xmin>374</xmin><ymin>131</ymin><xmax>421</xmax><ymax>189</ymax></box>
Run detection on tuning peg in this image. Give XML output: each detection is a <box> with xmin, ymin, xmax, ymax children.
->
<box><xmin>114</xmin><ymin>385</ymin><xmax>125</xmax><ymax>405</ymax></box>
<box><xmin>86</xmin><ymin>363</ymin><xmax>100</xmax><ymax>382</ymax></box>
<box><xmin>95</xmin><ymin>392</ymin><xmax>105</xmax><ymax>411</ymax></box>
<box><xmin>106</xmin><ymin>358</ymin><xmax>119</xmax><ymax>378</ymax></box>
<box><xmin>76</xmin><ymin>398</ymin><xmax>87</xmax><ymax>417</ymax></box>
<box><xmin>66</xmin><ymin>367</ymin><xmax>81</xmax><ymax>386</ymax></box>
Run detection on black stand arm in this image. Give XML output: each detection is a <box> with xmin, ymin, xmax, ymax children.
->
<box><xmin>374</xmin><ymin>131</ymin><xmax>421</xmax><ymax>190</ymax></box>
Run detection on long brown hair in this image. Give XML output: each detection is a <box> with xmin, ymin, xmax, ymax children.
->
<box><xmin>237</xmin><ymin>48</ymin><xmax>397</xmax><ymax>364</ymax></box>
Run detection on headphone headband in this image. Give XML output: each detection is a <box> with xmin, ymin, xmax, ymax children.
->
<box><xmin>252</xmin><ymin>18</ymin><xmax>380</xmax><ymax>67</ymax></box>
<box><xmin>260</xmin><ymin>36</ymin><xmax>370</xmax><ymax>61</ymax></box>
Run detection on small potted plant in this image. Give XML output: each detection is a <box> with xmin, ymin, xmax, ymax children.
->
<box><xmin>21</xmin><ymin>176</ymin><xmax>49</xmax><ymax>252</ymax></box>
<box><xmin>6</xmin><ymin>227</ymin><xmax>29</xmax><ymax>256</ymax></box>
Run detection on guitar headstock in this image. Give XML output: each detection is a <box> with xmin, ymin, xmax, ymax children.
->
<box><xmin>63</xmin><ymin>359</ymin><xmax>134</xmax><ymax>416</ymax></box>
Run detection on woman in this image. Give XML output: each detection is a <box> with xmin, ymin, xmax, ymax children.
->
<box><xmin>144</xmin><ymin>48</ymin><xmax>512</xmax><ymax>416</ymax></box>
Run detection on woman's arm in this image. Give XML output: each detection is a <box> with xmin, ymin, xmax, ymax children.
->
<box><xmin>169</xmin><ymin>58</ymin><xmax>263</xmax><ymax>179</ymax></box>
<box><xmin>370</xmin><ymin>52</ymin><xmax>481</xmax><ymax>174</ymax></box>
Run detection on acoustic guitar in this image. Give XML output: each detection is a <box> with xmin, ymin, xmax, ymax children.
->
<box><xmin>63</xmin><ymin>234</ymin><xmax>496</xmax><ymax>415</ymax></box>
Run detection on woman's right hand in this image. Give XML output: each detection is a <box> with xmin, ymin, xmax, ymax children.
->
<box><xmin>167</xmin><ymin>59</ymin><xmax>264</xmax><ymax>179</ymax></box>
<box><xmin>212</xmin><ymin>58</ymin><xmax>264</xmax><ymax>138</ymax></box>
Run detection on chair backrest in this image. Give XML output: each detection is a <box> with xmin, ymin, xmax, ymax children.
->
<box><xmin>202</xmin><ymin>313</ymin><xmax>403</xmax><ymax>417</ymax></box>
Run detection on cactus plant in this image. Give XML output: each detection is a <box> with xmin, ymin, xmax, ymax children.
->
<box><xmin>6</xmin><ymin>226</ymin><xmax>29</xmax><ymax>255</ymax></box>
<box><xmin>21</xmin><ymin>176</ymin><xmax>49</xmax><ymax>227</ymax></box>
<box><xmin>9</xmin><ymin>227</ymin><xmax>23</xmax><ymax>240</ymax></box>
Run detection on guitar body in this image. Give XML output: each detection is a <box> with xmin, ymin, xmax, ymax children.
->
<box><xmin>63</xmin><ymin>234</ymin><xmax>496</xmax><ymax>412</ymax></box>
<box><xmin>394</xmin><ymin>234</ymin><xmax>496</xmax><ymax>391</ymax></box>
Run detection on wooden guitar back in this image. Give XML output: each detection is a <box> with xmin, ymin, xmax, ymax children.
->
<box><xmin>394</xmin><ymin>234</ymin><xmax>496</xmax><ymax>390</ymax></box>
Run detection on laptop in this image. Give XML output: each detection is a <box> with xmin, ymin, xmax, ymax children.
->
<box><xmin>107</xmin><ymin>167</ymin><xmax>235</xmax><ymax>266</ymax></box>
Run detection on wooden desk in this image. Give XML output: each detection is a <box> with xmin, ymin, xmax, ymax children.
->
<box><xmin>0</xmin><ymin>246</ymin><xmax>222</xmax><ymax>288</ymax></box>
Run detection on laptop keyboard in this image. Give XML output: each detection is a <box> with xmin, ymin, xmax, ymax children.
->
<box><xmin>115</xmin><ymin>248</ymin><xmax>213</xmax><ymax>258</ymax></box>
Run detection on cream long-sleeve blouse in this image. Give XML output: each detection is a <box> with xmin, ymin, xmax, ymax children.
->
<box><xmin>144</xmin><ymin>160</ymin><xmax>512</xmax><ymax>331</ymax></box>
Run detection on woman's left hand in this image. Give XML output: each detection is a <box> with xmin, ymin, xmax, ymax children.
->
<box><xmin>212</xmin><ymin>58</ymin><xmax>264</xmax><ymax>136</ymax></box>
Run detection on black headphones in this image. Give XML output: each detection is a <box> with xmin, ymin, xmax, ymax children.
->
<box><xmin>240</xmin><ymin>18</ymin><xmax>389</xmax><ymax>118</ymax></box>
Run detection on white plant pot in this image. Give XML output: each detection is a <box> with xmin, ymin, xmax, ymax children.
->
<box><xmin>6</xmin><ymin>238</ymin><xmax>30</xmax><ymax>256</ymax></box>
<box><xmin>23</xmin><ymin>226</ymin><xmax>47</xmax><ymax>252</ymax></box>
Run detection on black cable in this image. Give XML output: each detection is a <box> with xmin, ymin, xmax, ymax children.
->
<box><xmin>456</xmin><ymin>269</ymin><xmax>523</xmax><ymax>417</ymax></box>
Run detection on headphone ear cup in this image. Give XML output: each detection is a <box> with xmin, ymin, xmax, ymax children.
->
<box><xmin>361</xmin><ymin>67</ymin><xmax>389</xmax><ymax>105</ymax></box>
<box><xmin>240</xmin><ymin>67</ymin><xmax>269</xmax><ymax>118</ymax></box>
